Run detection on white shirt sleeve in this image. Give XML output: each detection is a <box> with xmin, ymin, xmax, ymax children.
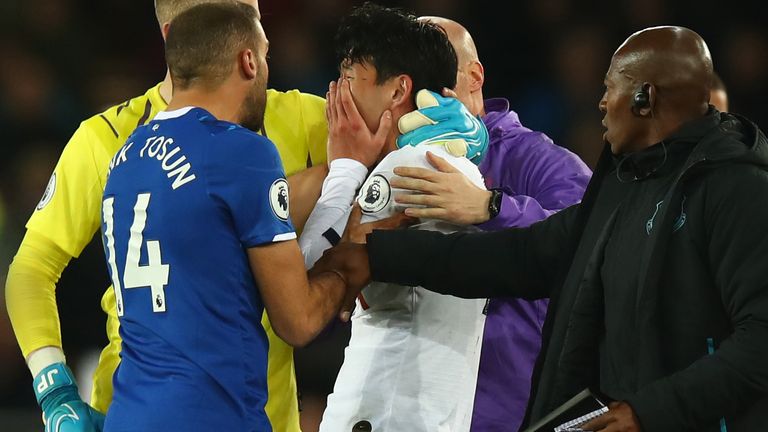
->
<box><xmin>299</xmin><ymin>158</ymin><xmax>368</xmax><ymax>268</ymax></box>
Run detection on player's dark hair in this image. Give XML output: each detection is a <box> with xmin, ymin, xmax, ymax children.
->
<box><xmin>335</xmin><ymin>2</ymin><xmax>457</xmax><ymax>98</ymax></box>
<box><xmin>165</xmin><ymin>2</ymin><xmax>260</xmax><ymax>90</ymax></box>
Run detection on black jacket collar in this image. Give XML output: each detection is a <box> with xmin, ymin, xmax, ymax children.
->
<box><xmin>612</xmin><ymin>108</ymin><xmax>723</xmax><ymax>182</ymax></box>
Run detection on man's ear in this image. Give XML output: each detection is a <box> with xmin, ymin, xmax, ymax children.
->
<box><xmin>161</xmin><ymin>22</ymin><xmax>172</xmax><ymax>41</ymax></box>
<box><xmin>240</xmin><ymin>49</ymin><xmax>257</xmax><ymax>80</ymax></box>
<box><xmin>467</xmin><ymin>60</ymin><xmax>484</xmax><ymax>92</ymax></box>
<box><xmin>390</xmin><ymin>74</ymin><xmax>413</xmax><ymax>109</ymax></box>
<box><xmin>638</xmin><ymin>83</ymin><xmax>655</xmax><ymax>117</ymax></box>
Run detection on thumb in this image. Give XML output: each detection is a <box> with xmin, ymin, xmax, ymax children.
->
<box><xmin>374</xmin><ymin>110</ymin><xmax>393</xmax><ymax>146</ymax></box>
<box><xmin>441</xmin><ymin>87</ymin><xmax>459</xmax><ymax>99</ymax></box>
<box><xmin>342</xmin><ymin>204</ymin><xmax>364</xmax><ymax>242</ymax></box>
<box><xmin>426</xmin><ymin>151</ymin><xmax>459</xmax><ymax>173</ymax></box>
<box><xmin>339</xmin><ymin>297</ymin><xmax>356</xmax><ymax>322</ymax></box>
<box><xmin>392</xmin><ymin>211</ymin><xmax>419</xmax><ymax>228</ymax></box>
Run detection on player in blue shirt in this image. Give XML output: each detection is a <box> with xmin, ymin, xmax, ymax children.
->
<box><xmin>96</xmin><ymin>4</ymin><xmax>358</xmax><ymax>431</ymax></box>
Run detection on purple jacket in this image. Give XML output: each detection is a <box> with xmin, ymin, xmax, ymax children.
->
<box><xmin>471</xmin><ymin>99</ymin><xmax>591</xmax><ymax>432</ymax></box>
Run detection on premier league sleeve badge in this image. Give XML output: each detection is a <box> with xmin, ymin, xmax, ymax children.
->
<box><xmin>357</xmin><ymin>174</ymin><xmax>391</xmax><ymax>214</ymax></box>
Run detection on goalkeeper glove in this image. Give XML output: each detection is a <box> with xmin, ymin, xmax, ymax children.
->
<box><xmin>397</xmin><ymin>89</ymin><xmax>489</xmax><ymax>165</ymax></box>
<box><xmin>34</xmin><ymin>362</ymin><xmax>105</xmax><ymax>432</ymax></box>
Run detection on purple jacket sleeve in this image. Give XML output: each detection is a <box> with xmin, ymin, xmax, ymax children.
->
<box><xmin>477</xmin><ymin>131</ymin><xmax>592</xmax><ymax>231</ymax></box>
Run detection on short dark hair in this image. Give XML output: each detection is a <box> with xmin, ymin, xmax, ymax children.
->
<box><xmin>335</xmin><ymin>2</ymin><xmax>457</xmax><ymax>96</ymax></box>
<box><xmin>156</xmin><ymin>0</ymin><xmax>230</xmax><ymax>26</ymax></box>
<box><xmin>165</xmin><ymin>2</ymin><xmax>260</xmax><ymax>90</ymax></box>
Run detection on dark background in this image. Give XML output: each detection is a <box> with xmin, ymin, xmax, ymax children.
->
<box><xmin>1</xmin><ymin>0</ymin><xmax>765</xmax><ymax>430</ymax></box>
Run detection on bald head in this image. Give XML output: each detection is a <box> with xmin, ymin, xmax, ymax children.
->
<box><xmin>419</xmin><ymin>16</ymin><xmax>485</xmax><ymax>115</ymax></box>
<box><xmin>420</xmin><ymin>17</ymin><xmax>479</xmax><ymax>66</ymax></box>
<box><xmin>600</xmin><ymin>26</ymin><xmax>715</xmax><ymax>154</ymax></box>
<box><xmin>612</xmin><ymin>26</ymin><xmax>713</xmax><ymax>115</ymax></box>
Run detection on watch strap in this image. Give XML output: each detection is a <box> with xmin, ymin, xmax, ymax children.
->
<box><xmin>488</xmin><ymin>188</ymin><xmax>503</xmax><ymax>219</ymax></box>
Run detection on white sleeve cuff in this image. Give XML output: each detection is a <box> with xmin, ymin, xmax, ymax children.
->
<box><xmin>272</xmin><ymin>232</ymin><xmax>297</xmax><ymax>242</ymax></box>
<box><xmin>318</xmin><ymin>159</ymin><xmax>368</xmax><ymax>207</ymax></box>
<box><xmin>328</xmin><ymin>158</ymin><xmax>367</xmax><ymax>171</ymax></box>
<box><xmin>27</xmin><ymin>346</ymin><xmax>66</xmax><ymax>377</ymax></box>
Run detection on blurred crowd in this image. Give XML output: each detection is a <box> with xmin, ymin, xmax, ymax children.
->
<box><xmin>0</xmin><ymin>0</ymin><xmax>765</xmax><ymax>430</ymax></box>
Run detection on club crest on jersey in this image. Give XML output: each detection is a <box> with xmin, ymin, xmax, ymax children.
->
<box><xmin>269</xmin><ymin>178</ymin><xmax>290</xmax><ymax>221</ymax></box>
<box><xmin>358</xmin><ymin>174</ymin><xmax>391</xmax><ymax>214</ymax></box>
<box><xmin>36</xmin><ymin>173</ymin><xmax>56</xmax><ymax>211</ymax></box>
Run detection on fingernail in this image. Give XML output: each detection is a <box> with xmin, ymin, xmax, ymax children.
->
<box><xmin>384</xmin><ymin>110</ymin><xmax>391</xmax><ymax>119</ymax></box>
<box><xmin>341</xmin><ymin>312</ymin><xmax>351</xmax><ymax>322</ymax></box>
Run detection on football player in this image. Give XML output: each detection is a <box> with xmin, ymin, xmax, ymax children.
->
<box><xmin>100</xmin><ymin>4</ymin><xmax>357</xmax><ymax>429</ymax></box>
<box><xmin>298</xmin><ymin>4</ymin><xmax>490</xmax><ymax>431</ymax></box>
<box><xmin>5</xmin><ymin>1</ymin><xmax>326</xmax><ymax>430</ymax></box>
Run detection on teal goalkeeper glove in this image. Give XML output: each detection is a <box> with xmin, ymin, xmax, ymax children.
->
<box><xmin>396</xmin><ymin>89</ymin><xmax>489</xmax><ymax>165</ymax></box>
<box><xmin>34</xmin><ymin>362</ymin><xmax>105</xmax><ymax>432</ymax></box>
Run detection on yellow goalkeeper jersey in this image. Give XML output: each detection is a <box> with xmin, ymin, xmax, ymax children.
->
<box><xmin>22</xmin><ymin>83</ymin><xmax>327</xmax><ymax>431</ymax></box>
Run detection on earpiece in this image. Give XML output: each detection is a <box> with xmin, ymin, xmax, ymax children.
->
<box><xmin>632</xmin><ymin>83</ymin><xmax>651</xmax><ymax>115</ymax></box>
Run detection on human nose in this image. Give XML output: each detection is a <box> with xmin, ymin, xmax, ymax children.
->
<box><xmin>598</xmin><ymin>92</ymin><xmax>607</xmax><ymax>114</ymax></box>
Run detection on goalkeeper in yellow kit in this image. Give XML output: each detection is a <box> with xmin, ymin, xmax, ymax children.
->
<box><xmin>5</xmin><ymin>1</ymin><xmax>326</xmax><ymax>430</ymax></box>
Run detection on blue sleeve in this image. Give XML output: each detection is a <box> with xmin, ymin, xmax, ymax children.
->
<box><xmin>206</xmin><ymin>132</ymin><xmax>296</xmax><ymax>247</ymax></box>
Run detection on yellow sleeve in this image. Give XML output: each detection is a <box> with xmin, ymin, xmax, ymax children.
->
<box><xmin>90</xmin><ymin>288</ymin><xmax>120</xmax><ymax>414</ymax></box>
<box><xmin>26</xmin><ymin>120</ymin><xmax>108</xmax><ymax>257</ymax></box>
<box><xmin>251</xmin><ymin>89</ymin><xmax>320</xmax><ymax>431</ymax></box>
<box><xmin>5</xmin><ymin>231</ymin><xmax>72</xmax><ymax>358</ymax></box>
<box><xmin>300</xmin><ymin>92</ymin><xmax>329</xmax><ymax>167</ymax></box>
<box><xmin>261</xmin><ymin>312</ymin><xmax>301</xmax><ymax>431</ymax></box>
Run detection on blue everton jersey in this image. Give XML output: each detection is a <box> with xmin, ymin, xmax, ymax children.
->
<box><xmin>100</xmin><ymin>107</ymin><xmax>295</xmax><ymax>432</ymax></box>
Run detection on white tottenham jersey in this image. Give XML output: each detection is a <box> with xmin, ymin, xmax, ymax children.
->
<box><xmin>300</xmin><ymin>145</ymin><xmax>488</xmax><ymax>432</ymax></box>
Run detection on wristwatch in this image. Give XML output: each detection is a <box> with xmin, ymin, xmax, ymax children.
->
<box><xmin>487</xmin><ymin>188</ymin><xmax>504</xmax><ymax>220</ymax></box>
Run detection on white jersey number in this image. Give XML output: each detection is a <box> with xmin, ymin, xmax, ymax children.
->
<box><xmin>102</xmin><ymin>193</ymin><xmax>170</xmax><ymax>315</ymax></box>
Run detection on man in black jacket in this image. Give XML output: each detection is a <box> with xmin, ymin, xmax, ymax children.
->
<box><xmin>314</xmin><ymin>26</ymin><xmax>768</xmax><ymax>432</ymax></box>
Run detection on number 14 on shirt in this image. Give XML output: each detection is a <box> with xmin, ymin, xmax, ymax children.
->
<box><xmin>102</xmin><ymin>192</ymin><xmax>170</xmax><ymax>316</ymax></box>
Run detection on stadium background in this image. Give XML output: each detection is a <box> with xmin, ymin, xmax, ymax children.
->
<box><xmin>0</xmin><ymin>0</ymin><xmax>765</xmax><ymax>430</ymax></box>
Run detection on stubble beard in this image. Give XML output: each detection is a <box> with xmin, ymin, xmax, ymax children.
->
<box><xmin>238</xmin><ymin>80</ymin><xmax>267</xmax><ymax>132</ymax></box>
